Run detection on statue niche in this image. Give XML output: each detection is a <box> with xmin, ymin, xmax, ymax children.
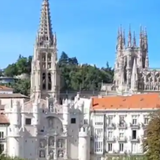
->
<box><xmin>39</xmin><ymin>139</ymin><xmax>47</xmax><ymax>148</ymax></box>
<box><xmin>39</xmin><ymin>150</ymin><xmax>45</xmax><ymax>158</ymax></box>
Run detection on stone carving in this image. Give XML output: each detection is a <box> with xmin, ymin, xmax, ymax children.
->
<box><xmin>48</xmin><ymin>150</ymin><xmax>54</xmax><ymax>159</ymax></box>
<box><xmin>57</xmin><ymin>150</ymin><xmax>64</xmax><ymax>158</ymax></box>
<box><xmin>57</xmin><ymin>139</ymin><xmax>64</xmax><ymax>148</ymax></box>
<box><xmin>39</xmin><ymin>139</ymin><xmax>46</xmax><ymax>148</ymax></box>
<box><xmin>49</xmin><ymin>137</ymin><xmax>54</xmax><ymax>146</ymax></box>
<box><xmin>39</xmin><ymin>150</ymin><xmax>45</xmax><ymax>158</ymax></box>
<box><xmin>49</xmin><ymin>102</ymin><xmax>54</xmax><ymax>112</ymax></box>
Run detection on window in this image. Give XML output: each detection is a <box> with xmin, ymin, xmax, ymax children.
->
<box><xmin>71</xmin><ymin>118</ymin><xmax>76</xmax><ymax>124</ymax></box>
<box><xmin>48</xmin><ymin>73</ymin><xmax>51</xmax><ymax>90</ymax></box>
<box><xmin>132</xmin><ymin>143</ymin><xmax>137</xmax><ymax>153</ymax></box>
<box><xmin>119</xmin><ymin>143</ymin><xmax>124</xmax><ymax>152</ymax></box>
<box><xmin>42</xmin><ymin>73</ymin><xmax>46</xmax><ymax>90</ymax></box>
<box><xmin>108</xmin><ymin>143</ymin><xmax>112</xmax><ymax>151</ymax></box>
<box><xmin>0</xmin><ymin>132</ymin><xmax>4</xmax><ymax>139</ymax></box>
<box><xmin>108</xmin><ymin>131</ymin><xmax>113</xmax><ymax>138</ymax></box>
<box><xmin>25</xmin><ymin>118</ymin><xmax>31</xmax><ymax>125</ymax></box>
<box><xmin>132</xmin><ymin>115</ymin><xmax>137</xmax><ymax>125</ymax></box>
<box><xmin>108</xmin><ymin>116</ymin><xmax>113</xmax><ymax>124</ymax></box>
<box><xmin>95</xmin><ymin>129</ymin><xmax>103</xmax><ymax>138</ymax></box>
<box><xmin>144</xmin><ymin>117</ymin><xmax>149</xmax><ymax>125</ymax></box>
<box><xmin>132</xmin><ymin>130</ymin><xmax>137</xmax><ymax>139</ymax></box>
<box><xmin>119</xmin><ymin>132</ymin><xmax>124</xmax><ymax>138</ymax></box>
<box><xmin>119</xmin><ymin>115</ymin><xmax>125</xmax><ymax>126</ymax></box>
<box><xmin>94</xmin><ymin>141</ymin><xmax>103</xmax><ymax>152</ymax></box>
<box><xmin>0</xmin><ymin>144</ymin><xmax>4</xmax><ymax>151</ymax></box>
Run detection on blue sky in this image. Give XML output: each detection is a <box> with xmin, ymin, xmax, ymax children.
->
<box><xmin>0</xmin><ymin>0</ymin><xmax>160</xmax><ymax>69</ymax></box>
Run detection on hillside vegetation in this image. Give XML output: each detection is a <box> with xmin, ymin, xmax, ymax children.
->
<box><xmin>2</xmin><ymin>52</ymin><xmax>114</xmax><ymax>96</ymax></box>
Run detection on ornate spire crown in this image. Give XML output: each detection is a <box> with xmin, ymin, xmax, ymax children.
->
<box><xmin>37</xmin><ymin>0</ymin><xmax>56</xmax><ymax>46</ymax></box>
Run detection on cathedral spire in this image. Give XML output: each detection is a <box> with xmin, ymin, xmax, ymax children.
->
<box><xmin>144</xmin><ymin>27</ymin><xmax>148</xmax><ymax>51</ymax></box>
<box><xmin>133</xmin><ymin>31</ymin><xmax>136</xmax><ymax>47</ymax></box>
<box><xmin>116</xmin><ymin>26</ymin><xmax>123</xmax><ymax>50</ymax></box>
<box><xmin>128</xmin><ymin>25</ymin><xmax>132</xmax><ymax>47</ymax></box>
<box><xmin>122</xmin><ymin>29</ymin><xmax>125</xmax><ymax>47</ymax></box>
<box><xmin>139</xmin><ymin>25</ymin><xmax>145</xmax><ymax>49</ymax></box>
<box><xmin>37</xmin><ymin>0</ymin><xmax>54</xmax><ymax>46</ymax></box>
<box><xmin>31</xmin><ymin>0</ymin><xmax>60</xmax><ymax>101</ymax></box>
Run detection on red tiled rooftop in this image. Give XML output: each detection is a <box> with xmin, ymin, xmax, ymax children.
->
<box><xmin>0</xmin><ymin>112</ymin><xmax>9</xmax><ymax>124</ymax></box>
<box><xmin>91</xmin><ymin>93</ymin><xmax>160</xmax><ymax>110</ymax></box>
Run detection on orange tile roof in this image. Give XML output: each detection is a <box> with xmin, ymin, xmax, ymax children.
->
<box><xmin>0</xmin><ymin>85</ymin><xmax>13</xmax><ymax>91</ymax></box>
<box><xmin>91</xmin><ymin>93</ymin><xmax>160</xmax><ymax>110</ymax></box>
<box><xmin>0</xmin><ymin>112</ymin><xmax>9</xmax><ymax>124</ymax></box>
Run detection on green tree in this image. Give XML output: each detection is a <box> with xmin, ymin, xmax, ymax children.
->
<box><xmin>4</xmin><ymin>64</ymin><xmax>17</xmax><ymax>77</ymax></box>
<box><xmin>143</xmin><ymin>110</ymin><xmax>160</xmax><ymax>160</ymax></box>
<box><xmin>2</xmin><ymin>52</ymin><xmax>114</xmax><ymax>95</ymax></box>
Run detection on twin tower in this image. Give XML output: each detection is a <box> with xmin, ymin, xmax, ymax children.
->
<box><xmin>30</xmin><ymin>0</ymin><xmax>152</xmax><ymax>98</ymax></box>
<box><xmin>114</xmin><ymin>26</ymin><xmax>149</xmax><ymax>93</ymax></box>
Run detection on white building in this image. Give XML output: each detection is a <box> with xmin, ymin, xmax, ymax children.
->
<box><xmin>0</xmin><ymin>93</ymin><xmax>90</xmax><ymax>160</ymax></box>
<box><xmin>0</xmin><ymin>0</ymin><xmax>158</xmax><ymax>160</ymax></box>
<box><xmin>90</xmin><ymin>93</ymin><xmax>159</xmax><ymax>160</ymax></box>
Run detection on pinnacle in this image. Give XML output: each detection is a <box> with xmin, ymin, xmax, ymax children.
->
<box><xmin>37</xmin><ymin>0</ymin><xmax>53</xmax><ymax>45</ymax></box>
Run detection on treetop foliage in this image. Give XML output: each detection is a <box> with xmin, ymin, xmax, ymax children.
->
<box><xmin>143</xmin><ymin>110</ymin><xmax>160</xmax><ymax>160</ymax></box>
<box><xmin>2</xmin><ymin>52</ymin><xmax>114</xmax><ymax>95</ymax></box>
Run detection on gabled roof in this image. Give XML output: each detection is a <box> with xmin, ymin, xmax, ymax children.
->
<box><xmin>91</xmin><ymin>93</ymin><xmax>160</xmax><ymax>111</ymax></box>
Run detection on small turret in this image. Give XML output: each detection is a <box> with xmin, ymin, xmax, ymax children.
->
<box><xmin>63</xmin><ymin>99</ymin><xmax>69</xmax><ymax>126</ymax></box>
<box><xmin>32</xmin><ymin>102</ymin><xmax>39</xmax><ymax>126</ymax></box>
<box><xmin>116</xmin><ymin>27</ymin><xmax>123</xmax><ymax>50</ymax></box>
<box><xmin>78</xmin><ymin>126</ymin><xmax>90</xmax><ymax>160</ymax></box>
<box><xmin>11</xmin><ymin>100</ymin><xmax>20</xmax><ymax>126</ymax></box>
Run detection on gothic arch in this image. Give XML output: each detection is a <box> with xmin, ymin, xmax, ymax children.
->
<box><xmin>48</xmin><ymin>53</ymin><xmax>51</xmax><ymax>61</ymax></box>
<box><xmin>48</xmin><ymin>72</ymin><xmax>52</xmax><ymax>90</ymax></box>
<box><xmin>46</xmin><ymin>116</ymin><xmax>63</xmax><ymax>134</ymax></box>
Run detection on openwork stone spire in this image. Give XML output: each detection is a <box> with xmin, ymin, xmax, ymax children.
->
<box><xmin>37</xmin><ymin>0</ymin><xmax>54</xmax><ymax>45</ymax></box>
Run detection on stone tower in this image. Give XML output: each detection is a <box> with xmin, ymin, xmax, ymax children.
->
<box><xmin>30</xmin><ymin>0</ymin><xmax>60</xmax><ymax>100</ymax></box>
<box><xmin>114</xmin><ymin>26</ymin><xmax>148</xmax><ymax>93</ymax></box>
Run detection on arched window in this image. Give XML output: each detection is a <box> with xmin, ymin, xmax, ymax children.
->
<box><xmin>48</xmin><ymin>73</ymin><xmax>52</xmax><ymax>90</ymax></box>
<box><xmin>42</xmin><ymin>53</ymin><xmax>46</xmax><ymax>61</ymax></box>
<box><xmin>42</xmin><ymin>73</ymin><xmax>46</xmax><ymax>90</ymax></box>
<box><xmin>48</xmin><ymin>53</ymin><xmax>51</xmax><ymax>61</ymax></box>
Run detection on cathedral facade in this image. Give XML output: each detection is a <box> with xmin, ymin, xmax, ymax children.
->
<box><xmin>113</xmin><ymin>26</ymin><xmax>160</xmax><ymax>94</ymax></box>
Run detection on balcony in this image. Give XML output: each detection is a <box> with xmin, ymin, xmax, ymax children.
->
<box><xmin>118</xmin><ymin>123</ymin><xmax>127</xmax><ymax>129</ymax></box>
<box><xmin>117</xmin><ymin>136</ymin><xmax>127</xmax><ymax>142</ymax></box>
<box><xmin>130</xmin><ymin>136</ymin><xmax>140</xmax><ymax>142</ymax></box>
<box><xmin>130</xmin><ymin>123</ymin><xmax>140</xmax><ymax>129</ymax></box>
<box><xmin>106</xmin><ymin>123</ymin><xmax>116</xmax><ymax>129</ymax></box>
<box><xmin>106</xmin><ymin>136</ymin><xmax>116</xmax><ymax>142</ymax></box>
<box><xmin>141</xmin><ymin>123</ymin><xmax>148</xmax><ymax>128</ymax></box>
